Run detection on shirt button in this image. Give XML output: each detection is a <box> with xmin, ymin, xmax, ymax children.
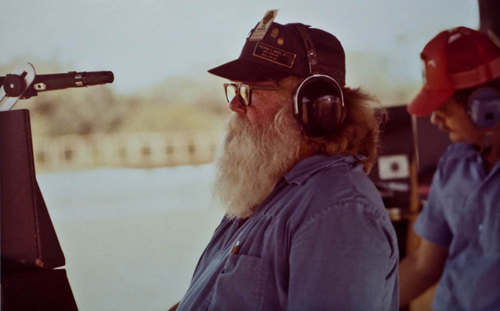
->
<box><xmin>478</xmin><ymin>224</ymin><xmax>484</xmax><ymax>231</ymax></box>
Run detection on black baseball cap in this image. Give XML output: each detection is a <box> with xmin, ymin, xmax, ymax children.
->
<box><xmin>208</xmin><ymin>21</ymin><xmax>346</xmax><ymax>85</ymax></box>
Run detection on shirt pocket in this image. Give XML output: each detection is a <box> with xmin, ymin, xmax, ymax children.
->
<box><xmin>209</xmin><ymin>254</ymin><xmax>269</xmax><ymax>311</ymax></box>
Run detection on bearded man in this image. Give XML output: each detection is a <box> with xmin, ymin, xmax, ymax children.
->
<box><xmin>170</xmin><ymin>12</ymin><xmax>399</xmax><ymax>311</ymax></box>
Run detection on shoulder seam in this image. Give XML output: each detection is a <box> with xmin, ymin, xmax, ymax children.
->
<box><xmin>294</xmin><ymin>197</ymin><xmax>387</xmax><ymax>237</ymax></box>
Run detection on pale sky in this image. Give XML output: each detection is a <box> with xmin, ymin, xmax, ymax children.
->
<box><xmin>1</xmin><ymin>0</ymin><xmax>479</xmax><ymax>95</ymax></box>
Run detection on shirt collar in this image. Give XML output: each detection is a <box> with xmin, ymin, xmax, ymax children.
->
<box><xmin>283</xmin><ymin>154</ymin><xmax>361</xmax><ymax>185</ymax></box>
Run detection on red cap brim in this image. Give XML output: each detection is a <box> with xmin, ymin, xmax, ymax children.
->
<box><xmin>407</xmin><ymin>87</ymin><xmax>454</xmax><ymax>117</ymax></box>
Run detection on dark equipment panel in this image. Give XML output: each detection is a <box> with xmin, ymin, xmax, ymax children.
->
<box><xmin>0</xmin><ymin>109</ymin><xmax>78</xmax><ymax>311</ymax></box>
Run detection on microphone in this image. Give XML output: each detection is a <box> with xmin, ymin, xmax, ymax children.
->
<box><xmin>0</xmin><ymin>71</ymin><xmax>114</xmax><ymax>93</ymax></box>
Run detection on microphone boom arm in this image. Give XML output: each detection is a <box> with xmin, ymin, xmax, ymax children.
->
<box><xmin>0</xmin><ymin>62</ymin><xmax>114</xmax><ymax>112</ymax></box>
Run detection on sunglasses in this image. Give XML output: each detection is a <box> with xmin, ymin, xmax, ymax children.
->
<box><xmin>223</xmin><ymin>83</ymin><xmax>277</xmax><ymax>106</ymax></box>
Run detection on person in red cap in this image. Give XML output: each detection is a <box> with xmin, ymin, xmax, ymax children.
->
<box><xmin>400</xmin><ymin>26</ymin><xmax>500</xmax><ymax>310</ymax></box>
<box><xmin>169</xmin><ymin>11</ymin><xmax>399</xmax><ymax>311</ymax></box>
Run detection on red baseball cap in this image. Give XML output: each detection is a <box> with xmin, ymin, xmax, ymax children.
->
<box><xmin>407</xmin><ymin>27</ymin><xmax>500</xmax><ymax>116</ymax></box>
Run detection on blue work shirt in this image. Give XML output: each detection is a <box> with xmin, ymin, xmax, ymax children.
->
<box><xmin>177</xmin><ymin>154</ymin><xmax>399</xmax><ymax>311</ymax></box>
<box><xmin>414</xmin><ymin>143</ymin><xmax>500</xmax><ymax>310</ymax></box>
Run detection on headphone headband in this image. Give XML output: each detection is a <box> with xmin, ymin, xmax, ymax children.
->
<box><xmin>296</xmin><ymin>25</ymin><xmax>318</xmax><ymax>74</ymax></box>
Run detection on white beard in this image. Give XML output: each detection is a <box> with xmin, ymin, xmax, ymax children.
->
<box><xmin>213</xmin><ymin>103</ymin><xmax>305</xmax><ymax>219</ymax></box>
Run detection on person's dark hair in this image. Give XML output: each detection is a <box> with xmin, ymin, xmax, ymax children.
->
<box><xmin>453</xmin><ymin>78</ymin><xmax>500</xmax><ymax>107</ymax></box>
<box><xmin>277</xmin><ymin>76</ymin><xmax>387</xmax><ymax>173</ymax></box>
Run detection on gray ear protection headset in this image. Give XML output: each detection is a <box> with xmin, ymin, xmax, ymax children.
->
<box><xmin>467</xmin><ymin>87</ymin><xmax>500</xmax><ymax>129</ymax></box>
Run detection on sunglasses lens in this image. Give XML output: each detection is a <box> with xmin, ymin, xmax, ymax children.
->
<box><xmin>239</xmin><ymin>84</ymin><xmax>250</xmax><ymax>106</ymax></box>
<box><xmin>225</xmin><ymin>84</ymin><xmax>237</xmax><ymax>103</ymax></box>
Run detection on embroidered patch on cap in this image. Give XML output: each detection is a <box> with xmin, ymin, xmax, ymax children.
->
<box><xmin>253</xmin><ymin>42</ymin><xmax>296</xmax><ymax>68</ymax></box>
<box><xmin>249</xmin><ymin>9</ymin><xmax>278</xmax><ymax>42</ymax></box>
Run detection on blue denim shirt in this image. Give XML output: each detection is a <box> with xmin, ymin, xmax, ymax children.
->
<box><xmin>414</xmin><ymin>143</ymin><xmax>500</xmax><ymax>311</ymax></box>
<box><xmin>177</xmin><ymin>154</ymin><xmax>399</xmax><ymax>311</ymax></box>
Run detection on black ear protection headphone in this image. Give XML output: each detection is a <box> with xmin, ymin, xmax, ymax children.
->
<box><xmin>467</xmin><ymin>86</ymin><xmax>500</xmax><ymax>129</ymax></box>
<box><xmin>293</xmin><ymin>25</ymin><xmax>346</xmax><ymax>137</ymax></box>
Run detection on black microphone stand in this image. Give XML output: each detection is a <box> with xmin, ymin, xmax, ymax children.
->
<box><xmin>0</xmin><ymin>62</ymin><xmax>111</xmax><ymax>310</ymax></box>
<box><xmin>0</xmin><ymin>62</ymin><xmax>37</xmax><ymax>111</ymax></box>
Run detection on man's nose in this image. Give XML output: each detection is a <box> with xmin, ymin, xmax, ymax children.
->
<box><xmin>430</xmin><ymin>111</ymin><xmax>443</xmax><ymax>125</ymax></box>
<box><xmin>229</xmin><ymin>96</ymin><xmax>246</xmax><ymax>113</ymax></box>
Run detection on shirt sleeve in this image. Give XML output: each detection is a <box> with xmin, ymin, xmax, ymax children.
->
<box><xmin>413</xmin><ymin>156</ymin><xmax>453</xmax><ymax>247</ymax></box>
<box><xmin>287</xmin><ymin>200</ymin><xmax>399</xmax><ymax>311</ymax></box>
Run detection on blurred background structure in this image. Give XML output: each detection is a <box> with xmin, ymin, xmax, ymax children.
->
<box><xmin>1</xmin><ymin>0</ymin><xmax>497</xmax><ymax>310</ymax></box>
<box><xmin>0</xmin><ymin>1</ymin><xmax>480</xmax><ymax>174</ymax></box>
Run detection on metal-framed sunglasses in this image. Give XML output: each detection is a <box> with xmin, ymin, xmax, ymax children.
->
<box><xmin>223</xmin><ymin>83</ymin><xmax>277</xmax><ymax>106</ymax></box>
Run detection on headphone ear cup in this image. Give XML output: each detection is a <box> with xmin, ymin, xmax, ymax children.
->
<box><xmin>294</xmin><ymin>75</ymin><xmax>345</xmax><ymax>137</ymax></box>
<box><xmin>467</xmin><ymin>87</ymin><xmax>500</xmax><ymax>128</ymax></box>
